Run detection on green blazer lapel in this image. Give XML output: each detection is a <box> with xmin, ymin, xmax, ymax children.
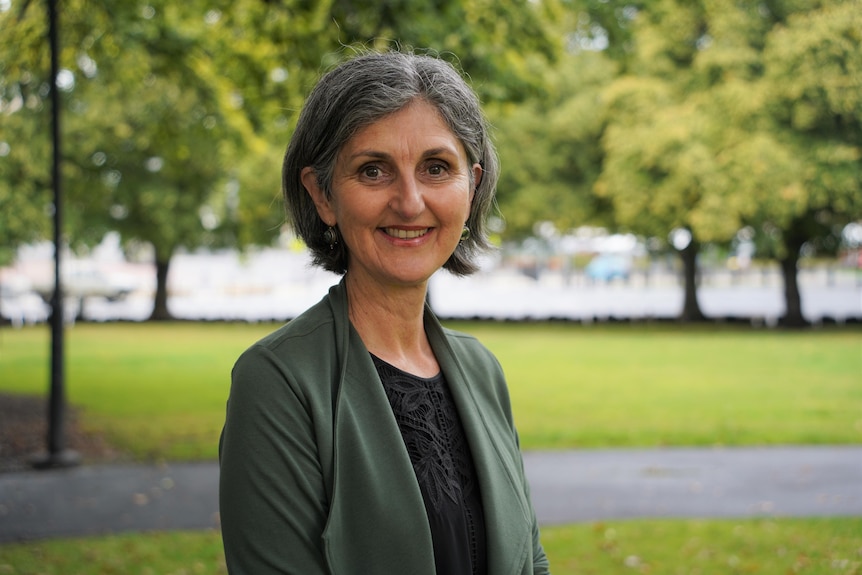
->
<box><xmin>322</xmin><ymin>282</ymin><xmax>436</xmax><ymax>575</ymax></box>
<box><xmin>426</xmin><ymin>314</ymin><xmax>533</xmax><ymax>575</ymax></box>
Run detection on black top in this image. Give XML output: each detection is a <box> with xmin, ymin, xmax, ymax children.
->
<box><xmin>372</xmin><ymin>355</ymin><xmax>487</xmax><ymax>575</ymax></box>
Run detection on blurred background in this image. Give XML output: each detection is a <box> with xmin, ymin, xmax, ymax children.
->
<box><xmin>1</xmin><ymin>0</ymin><xmax>860</xmax><ymax>328</ymax></box>
<box><xmin>1</xmin><ymin>3</ymin><xmax>861</xmax><ymax>572</ymax></box>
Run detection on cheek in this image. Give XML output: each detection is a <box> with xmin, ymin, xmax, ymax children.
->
<box><xmin>460</xmin><ymin>191</ymin><xmax>474</xmax><ymax>221</ymax></box>
<box><xmin>439</xmin><ymin>195</ymin><xmax>471</xmax><ymax>227</ymax></box>
<box><xmin>332</xmin><ymin>192</ymin><xmax>373</xmax><ymax>225</ymax></box>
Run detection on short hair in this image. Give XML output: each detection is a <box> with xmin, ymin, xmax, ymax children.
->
<box><xmin>282</xmin><ymin>50</ymin><xmax>499</xmax><ymax>276</ymax></box>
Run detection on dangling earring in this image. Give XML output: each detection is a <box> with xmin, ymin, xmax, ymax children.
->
<box><xmin>460</xmin><ymin>225</ymin><xmax>471</xmax><ymax>242</ymax></box>
<box><xmin>323</xmin><ymin>226</ymin><xmax>338</xmax><ymax>250</ymax></box>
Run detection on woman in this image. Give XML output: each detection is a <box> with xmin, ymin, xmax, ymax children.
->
<box><xmin>219</xmin><ymin>50</ymin><xmax>550</xmax><ymax>575</ymax></box>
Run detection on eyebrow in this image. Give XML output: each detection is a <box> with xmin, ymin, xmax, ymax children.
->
<box><xmin>345</xmin><ymin>146</ymin><xmax>461</xmax><ymax>163</ymax></box>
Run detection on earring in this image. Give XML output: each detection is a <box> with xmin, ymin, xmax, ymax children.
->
<box><xmin>460</xmin><ymin>225</ymin><xmax>471</xmax><ymax>242</ymax></box>
<box><xmin>323</xmin><ymin>226</ymin><xmax>338</xmax><ymax>250</ymax></box>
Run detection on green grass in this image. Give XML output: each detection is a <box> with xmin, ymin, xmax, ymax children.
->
<box><xmin>540</xmin><ymin>517</ymin><xmax>862</xmax><ymax>574</ymax></box>
<box><xmin>0</xmin><ymin>323</ymin><xmax>257</xmax><ymax>460</ymax></box>
<box><xmin>463</xmin><ymin>322</ymin><xmax>862</xmax><ymax>449</ymax></box>
<box><xmin>0</xmin><ymin>530</ymin><xmax>227</xmax><ymax>574</ymax></box>
<box><xmin>1</xmin><ymin>322</ymin><xmax>860</xmax><ymax>459</ymax></box>
<box><xmin>1</xmin><ymin>518</ymin><xmax>860</xmax><ymax>574</ymax></box>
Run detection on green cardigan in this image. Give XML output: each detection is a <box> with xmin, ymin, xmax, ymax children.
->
<box><xmin>219</xmin><ymin>280</ymin><xmax>550</xmax><ymax>574</ymax></box>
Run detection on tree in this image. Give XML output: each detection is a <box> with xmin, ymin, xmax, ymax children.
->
<box><xmin>69</xmin><ymin>5</ymin><xmax>236</xmax><ymax>319</ymax></box>
<box><xmin>596</xmin><ymin>76</ymin><xmax>720</xmax><ymax>321</ymax></box>
<box><xmin>1</xmin><ymin>1</ymin><xmax>251</xmax><ymax>319</ymax></box>
<box><xmin>574</xmin><ymin>0</ymin><xmax>860</xmax><ymax>324</ymax></box>
<box><xmin>687</xmin><ymin>0</ymin><xmax>861</xmax><ymax>326</ymax></box>
<box><xmin>591</xmin><ymin>0</ymin><xmax>719</xmax><ymax>321</ymax></box>
<box><xmin>755</xmin><ymin>0</ymin><xmax>861</xmax><ymax>326</ymax></box>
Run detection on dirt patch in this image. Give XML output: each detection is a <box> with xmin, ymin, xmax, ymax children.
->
<box><xmin>0</xmin><ymin>393</ymin><xmax>127</xmax><ymax>473</ymax></box>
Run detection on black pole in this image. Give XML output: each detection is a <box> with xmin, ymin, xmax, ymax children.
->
<box><xmin>32</xmin><ymin>0</ymin><xmax>79</xmax><ymax>470</ymax></box>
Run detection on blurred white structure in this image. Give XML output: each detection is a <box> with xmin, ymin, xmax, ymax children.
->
<box><xmin>1</xmin><ymin>233</ymin><xmax>860</xmax><ymax>326</ymax></box>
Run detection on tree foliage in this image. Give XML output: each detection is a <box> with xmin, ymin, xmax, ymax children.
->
<box><xmin>580</xmin><ymin>0</ymin><xmax>860</xmax><ymax>323</ymax></box>
<box><xmin>0</xmin><ymin>0</ymin><xmax>563</xmax><ymax>318</ymax></box>
<box><xmin>0</xmin><ymin>1</ymin><xmax>54</xmax><ymax>265</ymax></box>
<box><xmin>749</xmin><ymin>1</ymin><xmax>860</xmax><ymax>324</ymax></box>
<box><xmin>2</xmin><ymin>1</ymin><xmax>246</xmax><ymax>317</ymax></box>
<box><xmin>492</xmin><ymin>50</ymin><xmax>616</xmax><ymax>238</ymax></box>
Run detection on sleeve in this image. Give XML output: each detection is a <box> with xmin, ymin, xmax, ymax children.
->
<box><xmin>485</xmin><ymin>346</ymin><xmax>551</xmax><ymax>574</ymax></box>
<box><xmin>527</xmin><ymin>472</ymin><xmax>551</xmax><ymax>574</ymax></box>
<box><xmin>514</xmin><ymin>429</ymin><xmax>550</xmax><ymax>575</ymax></box>
<box><xmin>494</xmin><ymin>350</ymin><xmax>550</xmax><ymax>574</ymax></box>
<box><xmin>219</xmin><ymin>344</ymin><xmax>330</xmax><ymax>575</ymax></box>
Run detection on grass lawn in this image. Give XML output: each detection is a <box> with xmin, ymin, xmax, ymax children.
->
<box><xmin>0</xmin><ymin>322</ymin><xmax>859</xmax><ymax>459</ymax></box>
<box><xmin>464</xmin><ymin>322</ymin><xmax>862</xmax><ymax>449</ymax></box>
<box><xmin>1</xmin><ymin>517</ymin><xmax>860</xmax><ymax>574</ymax></box>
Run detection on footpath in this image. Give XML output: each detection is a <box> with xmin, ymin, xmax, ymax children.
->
<box><xmin>1</xmin><ymin>446</ymin><xmax>860</xmax><ymax>543</ymax></box>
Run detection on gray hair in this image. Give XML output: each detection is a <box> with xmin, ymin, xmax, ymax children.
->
<box><xmin>282</xmin><ymin>50</ymin><xmax>499</xmax><ymax>276</ymax></box>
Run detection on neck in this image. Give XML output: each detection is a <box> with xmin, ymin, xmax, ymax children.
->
<box><xmin>345</xmin><ymin>275</ymin><xmax>439</xmax><ymax>377</ymax></box>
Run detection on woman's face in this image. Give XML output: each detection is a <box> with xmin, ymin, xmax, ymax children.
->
<box><xmin>303</xmin><ymin>99</ymin><xmax>481</xmax><ymax>291</ymax></box>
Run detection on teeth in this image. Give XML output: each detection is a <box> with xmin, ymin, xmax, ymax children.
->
<box><xmin>386</xmin><ymin>228</ymin><xmax>429</xmax><ymax>239</ymax></box>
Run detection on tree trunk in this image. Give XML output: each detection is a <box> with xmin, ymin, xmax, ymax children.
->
<box><xmin>779</xmin><ymin>251</ymin><xmax>806</xmax><ymax>327</ymax></box>
<box><xmin>777</xmin><ymin>223</ymin><xmax>811</xmax><ymax>327</ymax></box>
<box><xmin>678</xmin><ymin>239</ymin><xmax>707</xmax><ymax>322</ymax></box>
<box><xmin>148</xmin><ymin>255</ymin><xmax>173</xmax><ymax>321</ymax></box>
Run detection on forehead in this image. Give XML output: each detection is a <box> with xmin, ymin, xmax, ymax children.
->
<box><xmin>340</xmin><ymin>100</ymin><xmax>464</xmax><ymax>158</ymax></box>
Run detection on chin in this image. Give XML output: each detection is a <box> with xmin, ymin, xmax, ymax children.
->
<box><xmin>386</xmin><ymin>268</ymin><xmax>437</xmax><ymax>287</ymax></box>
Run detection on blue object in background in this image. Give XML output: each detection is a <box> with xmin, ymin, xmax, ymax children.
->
<box><xmin>585</xmin><ymin>254</ymin><xmax>631</xmax><ymax>281</ymax></box>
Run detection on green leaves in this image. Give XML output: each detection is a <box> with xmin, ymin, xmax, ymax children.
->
<box><xmin>764</xmin><ymin>1</ymin><xmax>862</xmax><ymax>135</ymax></box>
<box><xmin>0</xmin><ymin>0</ymin><xmax>569</xmax><ymax>275</ymax></box>
<box><xmin>591</xmin><ymin>0</ymin><xmax>861</xmax><ymax>250</ymax></box>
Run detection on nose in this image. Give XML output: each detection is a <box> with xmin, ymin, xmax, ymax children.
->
<box><xmin>388</xmin><ymin>175</ymin><xmax>425</xmax><ymax>219</ymax></box>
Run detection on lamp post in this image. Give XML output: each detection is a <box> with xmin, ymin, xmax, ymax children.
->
<box><xmin>32</xmin><ymin>0</ymin><xmax>80</xmax><ymax>470</ymax></box>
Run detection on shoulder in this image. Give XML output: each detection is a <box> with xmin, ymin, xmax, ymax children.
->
<box><xmin>438</xmin><ymin>324</ymin><xmax>513</xmax><ymax>410</ymax></box>
<box><xmin>440</xmin><ymin>325</ymin><xmax>503</xmax><ymax>371</ymax></box>
<box><xmin>231</xmin><ymin>294</ymin><xmax>338</xmax><ymax>401</ymax></box>
<box><xmin>243</xmin><ymin>296</ymin><xmax>335</xmax><ymax>361</ymax></box>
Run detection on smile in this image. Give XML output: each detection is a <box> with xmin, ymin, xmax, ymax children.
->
<box><xmin>383</xmin><ymin>227</ymin><xmax>430</xmax><ymax>239</ymax></box>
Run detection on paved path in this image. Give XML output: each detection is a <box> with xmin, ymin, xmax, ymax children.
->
<box><xmin>1</xmin><ymin>446</ymin><xmax>860</xmax><ymax>543</ymax></box>
<box><xmin>524</xmin><ymin>446</ymin><xmax>862</xmax><ymax>525</ymax></box>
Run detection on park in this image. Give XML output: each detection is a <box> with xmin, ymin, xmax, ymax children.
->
<box><xmin>1</xmin><ymin>0</ymin><xmax>861</xmax><ymax>572</ymax></box>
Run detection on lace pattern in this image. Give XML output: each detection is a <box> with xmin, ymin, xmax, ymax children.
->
<box><xmin>372</xmin><ymin>354</ymin><xmax>486</xmax><ymax>575</ymax></box>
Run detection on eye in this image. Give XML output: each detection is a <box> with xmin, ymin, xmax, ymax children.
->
<box><xmin>427</xmin><ymin>162</ymin><xmax>448</xmax><ymax>176</ymax></box>
<box><xmin>361</xmin><ymin>165</ymin><xmax>381</xmax><ymax>179</ymax></box>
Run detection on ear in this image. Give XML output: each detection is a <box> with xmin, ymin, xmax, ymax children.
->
<box><xmin>470</xmin><ymin>163</ymin><xmax>483</xmax><ymax>203</ymax></box>
<box><xmin>301</xmin><ymin>167</ymin><xmax>336</xmax><ymax>226</ymax></box>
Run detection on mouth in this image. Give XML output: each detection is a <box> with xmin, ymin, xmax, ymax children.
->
<box><xmin>383</xmin><ymin>227</ymin><xmax>431</xmax><ymax>239</ymax></box>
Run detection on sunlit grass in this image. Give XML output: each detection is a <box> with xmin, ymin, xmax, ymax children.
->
<box><xmin>2</xmin><ymin>518</ymin><xmax>860</xmax><ymax>574</ymax></box>
<box><xmin>541</xmin><ymin>517</ymin><xmax>862</xmax><ymax>574</ymax></box>
<box><xmin>0</xmin><ymin>322</ymin><xmax>254</xmax><ymax>460</ymax></box>
<box><xmin>0</xmin><ymin>530</ymin><xmax>227</xmax><ymax>575</ymax></box>
<box><xmin>0</xmin><ymin>322</ymin><xmax>860</xmax><ymax>459</ymax></box>
<box><xmin>459</xmin><ymin>322</ymin><xmax>862</xmax><ymax>449</ymax></box>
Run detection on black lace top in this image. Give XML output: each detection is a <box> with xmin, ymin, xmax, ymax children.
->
<box><xmin>372</xmin><ymin>355</ymin><xmax>487</xmax><ymax>575</ymax></box>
